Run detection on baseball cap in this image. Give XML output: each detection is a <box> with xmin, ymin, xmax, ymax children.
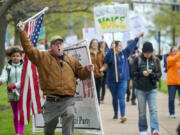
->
<box><xmin>50</xmin><ymin>35</ymin><xmax>64</xmax><ymax>45</ymax></box>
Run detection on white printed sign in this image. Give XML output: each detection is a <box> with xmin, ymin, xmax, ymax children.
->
<box><xmin>65</xmin><ymin>35</ymin><xmax>78</xmax><ymax>47</ymax></box>
<box><xmin>33</xmin><ymin>41</ymin><xmax>103</xmax><ymax>135</ymax></box>
<box><xmin>130</xmin><ymin>15</ymin><xmax>146</xmax><ymax>37</ymax></box>
<box><xmin>94</xmin><ymin>4</ymin><xmax>129</xmax><ymax>34</ymax></box>
<box><xmin>82</xmin><ymin>28</ymin><xmax>102</xmax><ymax>45</ymax></box>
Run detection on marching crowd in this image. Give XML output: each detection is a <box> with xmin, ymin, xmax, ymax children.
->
<box><xmin>0</xmin><ymin>21</ymin><xmax>179</xmax><ymax>135</ymax></box>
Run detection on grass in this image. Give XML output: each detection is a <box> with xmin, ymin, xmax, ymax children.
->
<box><xmin>0</xmin><ymin>83</ymin><xmax>10</xmax><ymax>107</ymax></box>
<box><xmin>158</xmin><ymin>80</ymin><xmax>179</xmax><ymax>98</ymax></box>
<box><xmin>0</xmin><ymin>84</ymin><xmax>84</xmax><ymax>135</ymax></box>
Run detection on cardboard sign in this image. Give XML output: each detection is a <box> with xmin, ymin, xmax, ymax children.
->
<box><xmin>130</xmin><ymin>15</ymin><xmax>146</xmax><ymax>37</ymax></box>
<box><xmin>94</xmin><ymin>4</ymin><xmax>129</xmax><ymax>34</ymax></box>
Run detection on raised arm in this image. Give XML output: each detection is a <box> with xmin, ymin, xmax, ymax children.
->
<box><xmin>123</xmin><ymin>33</ymin><xmax>143</xmax><ymax>57</ymax></box>
<box><xmin>17</xmin><ymin>21</ymin><xmax>42</xmax><ymax>66</ymax></box>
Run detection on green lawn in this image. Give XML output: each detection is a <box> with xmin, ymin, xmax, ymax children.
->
<box><xmin>158</xmin><ymin>80</ymin><xmax>179</xmax><ymax>98</ymax></box>
<box><xmin>0</xmin><ymin>83</ymin><xmax>10</xmax><ymax>107</ymax></box>
<box><xmin>0</xmin><ymin>84</ymin><xmax>83</xmax><ymax>135</ymax></box>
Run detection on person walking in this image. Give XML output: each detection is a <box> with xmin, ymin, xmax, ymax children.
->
<box><xmin>126</xmin><ymin>45</ymin><xmax>140</xmax><ymax>105</ymax></box>
<box><xmin>104</xmin><ymin>33</ymin><xmax>143</xmax><ymax>123</ymax></box>
<box><xmin>0</xmin><ymin>47</ymin><xmax>24</xmax><ymax>135</ymax></box>
<box><xmin>133</xmin><ymin>42</ymin><xmax>161</xmax><ymax>135</ymax></box>
<box><xmin>89</xmin><ymin>39</ymin><xmax>106</xmax><ymax>104</ymax></box>
<box><xmin>167</xmin><ymin>46</ymin><xmax>180</xmax><ymax>118</ymax></box>
<box><xmin>99</xmin><ymin>41</ymin><xmax>109</xmax><ymax>104</ymax></box>
<box><xmin>17</xmin><ymin>21</ymin><xmax>94</xmax><ymax>135</ymax></box>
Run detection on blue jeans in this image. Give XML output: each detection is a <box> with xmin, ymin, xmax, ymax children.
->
<box><xmin>168</xmin><ymin>85</ymin><xmax>180</xmax><ymax>115</ymax></box>
<box><xmin>108</xmin><ymin>80</ymin><xmax>127</xmax><ymax>117</ymax></box>
<box><xmin>135</xmin><ymin>89</ymin><xmax>159</xmax><ymax>133</ymax></box>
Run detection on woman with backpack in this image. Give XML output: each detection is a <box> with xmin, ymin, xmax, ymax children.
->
<box><xmin>133</xmin><ymin>42</ymin><xmax>161</xmax><ymax>135</ymax></box>
<box><xmin>0</xmin><ymin>47</ymin><xmax>24</xmax><ymax>135</ymax></box>
<box><xmin>104</xmin><ymin>33</ymin><xmax>143</xmax><ymax>123</ymax></box>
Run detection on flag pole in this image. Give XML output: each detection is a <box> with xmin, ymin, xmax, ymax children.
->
<box><xmin>23</xmin><ymin>7</ymin><xmax>48</xmax><ymax>24</ymax></box>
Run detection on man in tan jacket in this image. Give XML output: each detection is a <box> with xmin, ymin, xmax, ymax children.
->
<box><xmin>17</xmin><ymin>21</ymin><xmax>94</xmax><ymax>135</ymax></box>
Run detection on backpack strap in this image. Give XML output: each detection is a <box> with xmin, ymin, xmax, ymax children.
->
<box><xmin>5</xmin><ymin>65</ymin><xmax>11</xmax><ymax>85</ymax></box>
<box><xmin>137</xmin><ymin>56</ymin><xmax>141</xmax><ymax>68</ymax></box>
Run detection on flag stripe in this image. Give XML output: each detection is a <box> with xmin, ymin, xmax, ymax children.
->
<box><xmin>26</xmin><ymin>79</ymin><xmax>31</xmax><ymax>123</ymax></box>
<box><xmin>19</xmin><ymin>14</ymin><xmax>44</xmax><ymax>125</ymax></box>
<box><xmin>31</xmin><ymin>64</ymin><xmax>41</xmax><ymax>113</ymax></box>
<box><xmin>19</xmin><ymin>55</ymin><xmax>28</xmax><ymax>124</ymax></box>
<box><xmin>29</xmin><ymin>65</ymin><xmax>38</xmax><ymax>114</ymax></box>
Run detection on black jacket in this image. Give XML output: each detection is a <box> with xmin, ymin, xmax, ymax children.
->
<box><xmin>133</xmin><ymin>55</ymin><xmax>162</xmax><ymax>91</ymax></box>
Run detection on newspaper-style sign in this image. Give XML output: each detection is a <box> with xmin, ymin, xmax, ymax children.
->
<box><xmin>130</xmin><ymin>15</ymin><xmax>146</xmax><ymax>38</ymax></box>
<box><xmin>94</xmin><ymin>4</ymin><xmax>129</xmax><ymax>34</ymax></box>
<box><xmin>32</xmin><ymin>41</ymin><xmax>104</xmax><ymax>135</ymax></box>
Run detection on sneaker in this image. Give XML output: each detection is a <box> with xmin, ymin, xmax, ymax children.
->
<box><xmin>169</xmin><ymin>114</ymin><xmax>176</xmax><ymax>119</ymax></box>
<box><xmin>153</xmin><ymin>130</ymin><xmax>159</xmax><ymax>135</ymax></box>
<box><xmin>140</xmin><ymin>131</ymin><xmax>147</xmax><ymax>135</ymax></box>
<box><xmin>113</xmin><ymin>115</ymin><xmax>118</xmax><ymax>119</ymax></box>
<box><xmin>120</xmin><ymin>116</ymin><xmax>127</xmax><ymax>123</ymax></box>
<box><xmin>101</xmin><ymin>100</ymin><xmax>105</xmax><ymax>104</ymax></box>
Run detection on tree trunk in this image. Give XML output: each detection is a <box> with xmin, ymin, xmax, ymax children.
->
<box><xmin>14</xmin><ymin>20</ymin><xmax>20</xmax><ymax>45</ymax></box>
<box><xmin>0</xmin><ymin>15</ymin><xmax>8</xmax><ymax>74</ymax></box>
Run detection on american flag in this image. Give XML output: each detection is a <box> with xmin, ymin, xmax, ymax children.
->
<box><xmin>19</xmin><ymin>13</ymin><xmax>44</xmax><ymax>125</ymax></box>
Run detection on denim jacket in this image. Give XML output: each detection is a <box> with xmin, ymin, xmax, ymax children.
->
<box><xmin>104</xmin><ymin>37</ymin><xmax>139</xmax><ymax>83</ymax></box>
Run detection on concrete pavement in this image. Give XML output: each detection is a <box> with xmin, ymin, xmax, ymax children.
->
<box><xmin>100</xmin><ymin>90</ymin><xmax>180</xmax><ymax>135</ymax></box>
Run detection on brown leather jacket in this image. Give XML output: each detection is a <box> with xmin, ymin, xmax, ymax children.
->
<box><xmin>90</xmin><ymin>49</ymin><xmax>105</xmax><ymax>77</ymax></box>
<box><xmin>19</xmin><ymin>31</ymin><xmax>90</xmax><ymax>96</ymax></box>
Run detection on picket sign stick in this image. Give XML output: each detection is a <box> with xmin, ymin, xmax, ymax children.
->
<box><xmin>112</xmin><ymin>32</ymin><xmax>118</xmax><ymax>82</ymax></box>
<box><xmin>23</xmin><ymin>7</ymin><xmax>48</xmax><ymax>24</ymax></box>
<box><xmin>86</xmin><ymin>41</ymin><xmax>104</xmax><ymax>135</ymax></box>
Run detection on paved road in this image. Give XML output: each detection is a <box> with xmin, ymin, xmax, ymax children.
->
<box><xmin>100</xmin><ymin>90</ymin><xmax>180</xmax><ymax>135</ymax></box>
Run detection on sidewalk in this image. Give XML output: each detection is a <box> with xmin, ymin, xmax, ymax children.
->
<box><xmin>100</xmin><ymin>90</ymin><xmax>180</xmax><ymax>135</ymax></box>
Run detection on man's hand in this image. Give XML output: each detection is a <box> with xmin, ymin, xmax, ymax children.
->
<box><xmin>138</xmin><ymin>33</ymin><xmax>144</xmax><ymax>38</ymax></box>
<box><xmin>17</xmin><ymin>21</ymin><xmax>25</xmax><ymax>31</ymax></box>
<box><xmin>7</xmin><ymin>84</ymin><xmax>16</xmax><ymax>91</ymax></box>
<box><xmin>86</xmin><ymin>64</ymin><xmax>94</xmax><ymax>72</ymax></box>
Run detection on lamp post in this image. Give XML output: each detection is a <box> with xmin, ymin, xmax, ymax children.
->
<box><xmin>158</xmin><ymin>30</ymin><xmax>161</xmax><ymax>88</ymax></box>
